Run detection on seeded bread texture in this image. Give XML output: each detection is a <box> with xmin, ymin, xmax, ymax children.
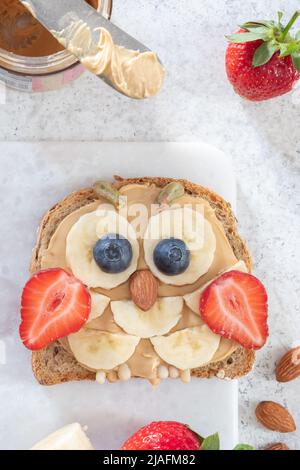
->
<box><xmin>30</xmin><ymin>176</ymin><xmax>255</xmax><ymax>385</ymax></box>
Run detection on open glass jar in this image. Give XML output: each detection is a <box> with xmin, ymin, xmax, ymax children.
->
<box><xmin>0</xmin><ymin>0</ymin><xmax>113</xmax><ymax>92</ymax></box>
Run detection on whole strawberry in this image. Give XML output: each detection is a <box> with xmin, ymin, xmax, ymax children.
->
<box><xmin>121</xmin><ymin>421</ymin><xmax>201</xmax><ymax>450</ymax></box>
<box><xmin>226</xmin><ymin>11</ymin><xmax>300</xmax><ymax>101</ymax></box>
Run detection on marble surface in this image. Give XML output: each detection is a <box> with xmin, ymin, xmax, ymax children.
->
<box><xmin>0</xmin><ymin>0</ymin><xmax>299</xmax><ymax>450</ymax></box>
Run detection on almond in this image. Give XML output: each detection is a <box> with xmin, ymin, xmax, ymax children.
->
<box><xmin>264</xmin><ymin>442</ymin><xmax>290</xmax><ymax>451</ymax></box>
<box><xmin>255</xmin><ymin>401</ymin><xmax>296</xmax><ymax>433</ymax></box>
<box><xmin>129</xmin><ymin>270</ymin><xmax>158</xmax><ymax>311</ymax></box>
<box><xmin>276</xmin><ymin>347</ymin><xmax>300</xmax><ymax>383</ymax></box>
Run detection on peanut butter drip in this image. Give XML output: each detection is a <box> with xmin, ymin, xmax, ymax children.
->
<box><xmin>0</xmin><ymin>0</ymin><xmax>99</xmax><ymax>57</ymax></box>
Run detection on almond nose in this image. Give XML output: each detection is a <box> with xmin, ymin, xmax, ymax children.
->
<box><xmin>129</xmin><ymin>270</ymin><xmax>158</xmax><ymax>311</ymax></box>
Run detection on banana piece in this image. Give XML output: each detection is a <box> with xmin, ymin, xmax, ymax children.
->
<box><xmin>66</xmin><ymin>209</ymin><xmax>139</xmax><ymax>289</ymax></box>
<box><xmin>211</xmin><ymin>337</ymin><xmax>238</xmax><ymax>363</ymax></box>
<box><xmin>182</xmin><ymin>261</ymin><xmax>248</xmax><ymax>364</ymax></box>
<box><xmin>87</xmin><ymin>291</ymin><xmax>110</xmax><ymax>323</ymax></box>
<box><xmin>68</xmin><ymin>328</ymin><xmax>140</xmax><ymax>370</ymax></box>
<box><xmin>31</xmin><ymin>423</ymin><xmax>94</xmax><ymax>450</ymax></box>
<box><xmin>184</xmin><ymin>260</ymin><xmax>248</xmax><ymax>314</ymax></box>
<box><xmin>144</xmin><ymin>207</ymin><xmax>216</xmax><ymax>286</ymax></box>
<box><xmin>111</xmin><ymin>297</ymin><xmax>183</xmax><ymax>338</ymax></box>
<box><xmin>151</xmin><ymin>326</ymin><xmax>220</xmax><ymax>370</ymax></box>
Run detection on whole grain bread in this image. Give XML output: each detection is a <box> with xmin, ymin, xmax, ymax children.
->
<box><xmin>30</xmin><ymin>176</ymin><xmax>255</xmax><ymax>385</ymax></box>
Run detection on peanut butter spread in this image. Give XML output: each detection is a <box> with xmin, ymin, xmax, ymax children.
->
<box><xmin>0</xmin><ymin>0</ymin><xmax>99</xmax><ymax>57</ymax></box>
<box><xmin>52</xmin><ymin>22</ymin><xmax>164</xmax><ymax>99</ymax></box>
<box><xmin>81</xmin><ymin>29</ymin><xmax>164</xmax><ymax>99</ymax></box>
<box><xmin>41</xmin><ymin>184</ymin><xmax>241</xmax><ymax>383</ymax></box>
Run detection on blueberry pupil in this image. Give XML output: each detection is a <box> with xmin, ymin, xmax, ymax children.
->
<box><xmin>93</xmin><ymin>234</ymin><xmax>132</xmax><ymax>274</ymax></box>
<box><xmin>169</xmin><ymin>247</ymin><xmax>182</xmax><ymax>263</ymax></box>
<box><xmin>153</xmin><ymin>238</ymin><xmax>190</xmax><ymax>276</ymax></box>
<box><xmin>105</xmin><ymin>244</ymin><xmax>122</xmax><ymax>262</ymax></box>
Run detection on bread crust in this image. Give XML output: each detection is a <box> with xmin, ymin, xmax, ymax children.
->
<box><xmin>30</xmin><ymin>176</ymin><xmax>255</xmax><ymax>385</ymax></box>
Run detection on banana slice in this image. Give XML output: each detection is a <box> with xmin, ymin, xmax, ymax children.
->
<box><xmin>68</xmin><ymin>328</ymin><xmax>140</xmax><ymax>370</ymax></box>
<box><xmin>87</xmin><ymin>291</ymin><xmax>110</xmax><ymax>323</ymax></box>
<box><xmin>211</xmin><ymin>338</ymin><xmax>238</xmax><ymax>363</ymax></box>
<box><xmin>111</xmin><ymin>297</ymin><xmax>183</xmax><ymax>338</ymax></box>
<box><xmin>31</xmin><ymin>423</ymin><xmax>94</xmax><ymax>450</ymax></box>
<box><xmin>184</xmin><ymin>260</ymin><xmax>249</xmax><ymax>314</ymax></box>
<box><xmin>144</xmin><ymin>207</ymin><xmax>216</xmax><ymax>286</ymax></box>
<box><xmin>66</xmin><ymin>209</ymin><xmax>139</xmax><ymax>289</ymax></box>
<box><xmin>151</xmin><ymin>326</ymin><xmax>220</xmax><ymax>370</ymax></box>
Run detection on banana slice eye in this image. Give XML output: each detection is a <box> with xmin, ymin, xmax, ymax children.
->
<box><xmin>144</xmin><ymin>207</ymin><xmax>216</xmax><ymax>286</ymax></box>
<box><xmin>66</xmin><ymin>209</ymin><xmax>139</xmax><ymax>289</ymax></box>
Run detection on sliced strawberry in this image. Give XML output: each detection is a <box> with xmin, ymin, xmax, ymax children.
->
<box><xmin>20</xmin><ymin>268</ymin><xmax>91</xmax><ymax>351</ymax></box>
<box><xmin>200</xmin><ymin>271</ymin><xmax>268</xmax><ymax>350</ymax></box>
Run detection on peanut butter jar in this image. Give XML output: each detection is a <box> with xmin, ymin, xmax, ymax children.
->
<box><xmin>0</xmin><ymin>0</ymin><xmax>112</xmax><ymax>92</ymax></box>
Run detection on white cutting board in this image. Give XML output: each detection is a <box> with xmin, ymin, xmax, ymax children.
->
<box><xmin>0</xmin><ymin>142</ymin><xmax>238</xmax><ymax>450</ymax></box>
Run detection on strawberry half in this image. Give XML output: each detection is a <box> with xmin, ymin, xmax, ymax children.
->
<box><xmin>121</xmin><ymin>421</ymin><xmax>201</xmax><ymax>450</ymax></box>
<box><xmin>200</xmin><ymin>271</ymin><xmax>268</xmax><ymax>350</ymax></box>
<box><xmin>20</xmin><ymin>268</ymin><xmax>91</xmax><ymax>351</ymax></box>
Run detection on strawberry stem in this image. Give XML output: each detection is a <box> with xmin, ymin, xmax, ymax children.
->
<box><xmin>280</xmin><ymin>11</ymin><xmax>300</xmax><ymax>41</ymax></box>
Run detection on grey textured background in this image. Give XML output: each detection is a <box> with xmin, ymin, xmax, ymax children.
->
<box><xmin>0</xmin><ymin>0</ymin><xmax>299</xmax><ymax>449</ymax></box>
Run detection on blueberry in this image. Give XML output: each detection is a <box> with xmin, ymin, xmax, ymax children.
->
<box><xmin>93</xmin><ymin>234</ymin><xmax>133</xmax><ymax>274</ymax></box>
<box><xmin>153</xmin><ymin>238</ymin><xmax>190</xmax><ymax>275</ymax></box>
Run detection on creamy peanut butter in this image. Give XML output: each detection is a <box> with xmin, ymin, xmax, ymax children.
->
<box><xmin>41</xmin><ymin>183</ymin><xmax>239</xmax><ymax>381</ymax></box>
<box><xmin>0</xmin><ymin>0</ymin><xmax>99</xmax><ymax>57</ymax></box>
<box><xmin>52</xmin><ymin>22</ymin><xmax>164</xmax><ymax>99</ymax></box>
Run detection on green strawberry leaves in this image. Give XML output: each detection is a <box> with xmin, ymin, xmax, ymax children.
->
<box><xmin>242</xmin><ymin>21</ymin><xmax>276</xmax><ymax>29</ymax></box>
<box><xmin>201</xmin><ymin>433</ymin><xmax>220</xmax><ymax>451</ymax></box>
<box><xmin>292</xmin><ymin>52</ymin><xmax>300</xmax><ymax>71</ymax></box>
<box><xmin>226</xmin><ymin>31</ymin><xmax>269</xmax><ymax>43</ymax></box>
<box><xmin>253</xmin><ymin>42</ymin><xmax>279</xmax><ymax>67</ymax></box>
<box><xmin>227</xmin><ymin>10</ymin><xmax>300</xmax><ymax>70</ymax></box>
<box><xmin>234</xmin><ymin>444</ymin><xmax>255</xmax><ymax>451</ymax></box>
<box><xmin>189</xmin><ymin>428</ymin><xmax>220</xmax><ymax>450</ymax></box>
<box><xmin>197</xmin><ymin>431</ymin><xmax>254</xmax><ymax>451</ymax></box>
<box><xmin>279</xmin><ymin>41</ymin><xmax>300</xmax><ymax>57</ymax></box>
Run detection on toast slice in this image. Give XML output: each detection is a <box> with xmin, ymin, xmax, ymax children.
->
<box><xmin>30</xmin><ymin>176</ymin><xmax>255</xmax><ymax>385</ymax></box>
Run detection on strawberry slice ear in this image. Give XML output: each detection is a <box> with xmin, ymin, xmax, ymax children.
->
<box><xmin>200</xmin><ymin>271</ymin><xmax>268</xmax><ymax>351</ymax></box>
<box><xmin>20</xmin><ymin>268</ymin><xmax>91</xmax><ymax>351</ymax></box>
<box><xmin>226</xmin><ymin>11</ymin><xmax>300</xmax><ymax>70</ymax></box>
